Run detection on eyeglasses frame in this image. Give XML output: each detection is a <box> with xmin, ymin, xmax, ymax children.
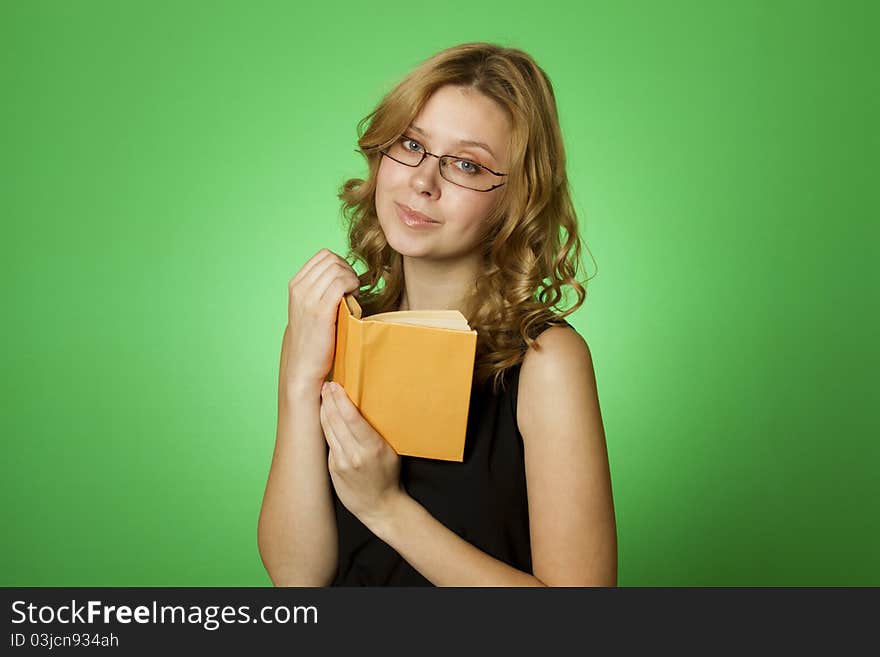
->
<box><xmin>379</xmin><ymin>136</ymin><xmax>508</xmax><ymax>192</ymax></box>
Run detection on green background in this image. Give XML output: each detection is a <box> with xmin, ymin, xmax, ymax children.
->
<box><xmin>2</xmin><ymin>1</ymin><xmax>877</xmax><ymax>586</ymax></box>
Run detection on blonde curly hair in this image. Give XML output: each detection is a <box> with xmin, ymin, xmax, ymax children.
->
<box><xmin>338</xmin><ymin>42</ymin><xmax>596</xmax><ymax>395</ymax></box>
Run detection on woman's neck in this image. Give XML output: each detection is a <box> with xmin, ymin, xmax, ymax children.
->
<box><xmin>397</xmin><ymin>253</ymin><xmax>481</xmax><ymax>312</ymax></box>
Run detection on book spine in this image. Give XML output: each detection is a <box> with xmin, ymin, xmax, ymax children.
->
<box><xmin>346</xmin><ymin>318</ymin><xmax>364</xmax><ymax>405</ymax></box>
<box><xmin>331</xmin><ymin>299</ymin><xmax>349</xmax><ymax>385</ymax></box>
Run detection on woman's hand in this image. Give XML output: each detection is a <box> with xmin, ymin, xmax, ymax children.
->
<box><xmin>284</xmin><ymin>249</ymin><xmax>362</xmax><ymax>390</ymax></box>
<box><xmin>319</xmin><ymin>381</ymin><xmax>405</xmax><ymax>528</ymax></box>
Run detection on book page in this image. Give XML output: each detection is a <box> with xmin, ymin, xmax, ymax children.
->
<box><xmin>367</xmin><ymin>310</ymin><xmax>471</xmax><ymax>331</ymax></box>
<box><xmin>343</xmin><ymin>294</ymin><xmax>471</xmax><ymax>331</ymax></box>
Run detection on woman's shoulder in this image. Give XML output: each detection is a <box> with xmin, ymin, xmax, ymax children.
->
<box><xmin>508</xmin><ymin>317</ymin><xmax>583</xmax><ymax>379</ymax></box>
<box><xmin>515</xmin><ymin>319</ymin><xmax>594</xmax><ymax>430</ymax></box>
<box><xmin>528</xmin><ymin>317</ymin><xmax>581</xmax><ymax>352</ymax></box>
<box><xmin>524</xmin><ymin>320</ymin><xmax>588</xmax><ymax>369</ymax></box>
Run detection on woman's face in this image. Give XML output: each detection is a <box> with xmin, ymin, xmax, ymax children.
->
<box><xmin>375</xmin><ymin>84</ymin><xmax>510</xmax><ymax>260</ymax></box>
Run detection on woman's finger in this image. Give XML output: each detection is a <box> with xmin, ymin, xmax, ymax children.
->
<box><xmin>328</xmin><ymin>383</ymin><xmax>376</xmax><ymax>447</ymax></box>
<box><xmin>319</xmin><ymin>396</ymin><xmax>349</xmax><ymax>463</ymax></box>
<box><xmin>290</xmin><ymin>248</ymin><xmax>334</xmax><ymax>289</ymax></box>
<box><xmin>322</xmin><ymin>383</ymin><xmax>368</xmax><ymax>452</ymax></box>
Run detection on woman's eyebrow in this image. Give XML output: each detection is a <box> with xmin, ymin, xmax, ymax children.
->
<box><xmin>409</xmin><ymin>124</ymin><xmax>496</xmax><ymax>160</ymax></box>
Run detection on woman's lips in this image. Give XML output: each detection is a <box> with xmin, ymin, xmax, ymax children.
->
<box><xmin>395</xmin><ymin>203</ymin><xmax>440</xmax><ymax>228</ymax></box>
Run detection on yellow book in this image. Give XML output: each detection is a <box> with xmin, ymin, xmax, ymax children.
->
<box><xmin>329</xmin><ymin>293</ymin><xmax>478</xmax><ymax>462</ymax></box>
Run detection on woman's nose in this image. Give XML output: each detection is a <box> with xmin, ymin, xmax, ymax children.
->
<box><xmin>410</xmin><ymin>158</ymin><xmax>442</xmax><ymax>196</ymax></box>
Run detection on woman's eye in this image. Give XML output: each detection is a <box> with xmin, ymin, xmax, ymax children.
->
<box><xmin>403</xmin><ymin>138</ymin><xmax>422</xmax><ymax>152</ymax></box>
<box><xmin>456</xmin><ymin>159</ymin><xmax>481</xmax><ymax>175</ymax></box>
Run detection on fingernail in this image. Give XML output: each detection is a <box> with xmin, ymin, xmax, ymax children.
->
<box><xmin>330</xmin><ymin>382</ymin><xmax>339</xmax><ymax>392</ymax></box>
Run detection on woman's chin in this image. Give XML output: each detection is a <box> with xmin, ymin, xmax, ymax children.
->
<box><xmin>388</xmin><ymin>239</ymin><xmax>432</xmax><ymax>259</ymax></box>
<box><xmin>382</xmin><ymin>226</ymin><xmax>436</xmax><ymax>257</ymax></box>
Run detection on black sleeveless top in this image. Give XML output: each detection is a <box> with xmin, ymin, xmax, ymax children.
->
<box><xmin>331</xmin><ymin>361</ymin><xmax>531</xmax><ymax>586</ymax></box>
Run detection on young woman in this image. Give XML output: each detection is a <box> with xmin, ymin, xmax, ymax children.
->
<box><xmin>258</xmin><ymin>42</ymin><xmax>617</xmax><ymax>586</ymax></box>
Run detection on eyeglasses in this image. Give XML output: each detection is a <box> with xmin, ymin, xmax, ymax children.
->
<box><xmin>379</xmin><ymin>135</ymin><xmax>507</xmax><ymax>192</ymax></box>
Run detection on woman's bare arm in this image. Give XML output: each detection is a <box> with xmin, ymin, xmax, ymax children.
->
<box><xmin>257</xmin><ymin>326</ymin><xmax>338</xmax><ymax>586</ymax></box>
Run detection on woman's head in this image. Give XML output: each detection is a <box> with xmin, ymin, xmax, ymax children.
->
<box><xmin>375</xmin><ymin>83</ymin><xmax>510</xmax><ymax>261</ymax></box>
<box><xmin>339</xmin><ymin>42</ymin><xmax>593</xmax><ymax>393</ymax></box>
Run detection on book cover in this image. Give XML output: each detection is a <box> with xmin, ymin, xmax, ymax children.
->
<box><xmin>328</xmin><ymin>293</ymin><xmax>478</xmax><ymax>462</ymax></box>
